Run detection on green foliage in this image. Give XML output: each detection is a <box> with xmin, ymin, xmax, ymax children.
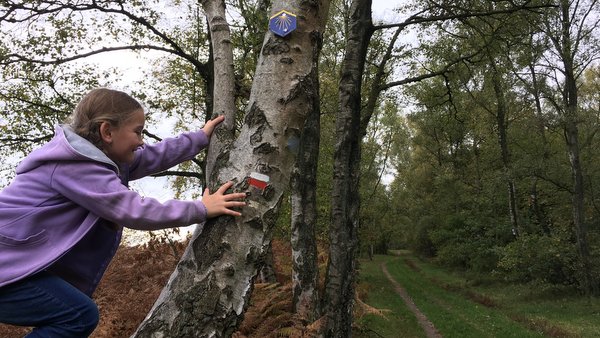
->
<box><xmin>384</xmin><ymin>0</ymin><xmax>600</xmax><ymax>295</ymax></box>
<box><xmin>497</xmin><ymin>233</ymin><xmax>578</xmax><ymax>285</ymax></box>
<box><xmin>429</xmin><ymin>215</ymin><xmax>506</xmax><ymax>272</ymax></box>
<box><xmin>358</xmin><ymin>96</ymin><xmax>408</xmax><ymax>255</ymax></box>
<box><xmin>411</xmin><ymin>216</ymin><xmax>438</xmax><ymax>257</ymax></box>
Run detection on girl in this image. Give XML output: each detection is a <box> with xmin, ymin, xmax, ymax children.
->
<box><xmin>0</xmin><ymin>88</ymin><xmax>246</xmax><ymax>337</ymax></box>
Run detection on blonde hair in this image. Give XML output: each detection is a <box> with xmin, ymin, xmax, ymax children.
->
<box><xmin>68</xmin><ymin>88</ymin><xmax>142</xmax><ymax>149</ymax></box>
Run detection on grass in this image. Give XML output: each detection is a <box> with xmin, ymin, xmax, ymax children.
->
<box><xmin>384</xmin><ymin>255</ymin><xmax>543</xmax><ymax>338</ymax></box>
<box><xmin>355</xmin><ymin>252</ymin><xmax>600</xmax><ymax>337</ymax></box>
<box><xmin>472</xmin><ymin>279</ymin><xmax>600</xmax><ymax>337</ymax></box>
<box><xmin>355</xmin><ymin>255</ymin><xmax>427</xmax><ymax>337</ymax></box>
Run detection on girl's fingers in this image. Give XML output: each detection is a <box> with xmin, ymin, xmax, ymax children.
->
<box><xmin>225</xmin><ymin>193</ymin><xmax>247</xmax><ymax>201</ymax></box>
<box><xmin>225</xmin><ymin>210</ymin><xmax>242</xmax><ymax>217</ymax></box>
<box><xmin>226</xmin><ymin>201</ymin><xmax>246</xmax><ymax>207</ymax></box>
<box><xmin>216</xmin><ymin>181</ymin><xmax>234</xmax><ymax>194</ymax></box>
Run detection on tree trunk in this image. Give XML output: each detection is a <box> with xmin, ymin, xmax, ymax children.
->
<box><xmin>490</xmin><ymin>69</ymin><xmax>520</xmax><ymax>237</ymax></box>
<box><xmin>564</xmin><ymin>102</ymin><xmax>593</xmax><ymax>294</ymax></box>
<box><xmin>201</xmin><ymin>0</ymin><xmax>238</xmax><ymax>181</ymax></box>
<box><xmin>256</xmin><ymin>243</ymin><xmax>277</xmax><ymax>283</ymax></box>
<box><xmin>526</xmin><ymin>57</ymin><xmax>551</xmax><ymax>235</ymax></box>
<box><xmin>556</xmin><ymin>0</ymin><xmax>596</xmax><ymax>296</ymax></box>
<box><xmin>322</xmin><ymin>0</ymin><xmax>372</xmax><ymax>336</ymax></box>
<box><xmin>290</xmin><ymin>79</ymin><xmax>321</xmax><ymax>320</ymax></box>
<box><xmin>529</xmin><ymin>178</ymin><xmax>551</xmax><ymax>235</ymax></box>
<box><xmin>132</xmin><ymin>0</ymin><xmax>331</xmax><ymax>336</ymax></box>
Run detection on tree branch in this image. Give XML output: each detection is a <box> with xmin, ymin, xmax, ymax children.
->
<box><xmin>379</xmin><ymin>48</ymin><xmax>482</xmax><ymax>91</ymax></box>
<box><xmin>1</xmin><ymin>1</ymin><xmax>211</xmax><ymax>78</ymax></box>
<box><xmin>373</xmin><ymin>1</ymin><xmax>557</xmax><ymax>32</ymax></box>
<box><xmin>151</xmin><ymin>170</ymin><xmax>204</xmax><ymax>179</ymax></box>
<box><xmin>0</xmin><ymin>134</ymin><xmax>53</xmax><ymax>146</ymax></box>
<box><xmin>1</xmin><ymin>45</ymin><xmax>173</xmax><ymax>66</ymax></box>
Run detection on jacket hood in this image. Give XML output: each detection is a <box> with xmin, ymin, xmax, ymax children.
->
<box><xmin>16</xmin><ymin>125</ymin><xmax>118</xmax><ymax>175</ymax></box>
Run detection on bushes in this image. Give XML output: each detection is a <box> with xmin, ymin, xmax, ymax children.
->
<box><xmin>497</xmin><ymin>234</ymin><xmax>578</xmax><ymax>286</ymax></box>
<box><xmin>411</xmin><ymin>213</ymin><xmax>600</xmax><ymax>292</ymax></box>
<box><xmin>427</xmin><ymin>215</ymin><xmax>504</xmax><ymax>272</ymax></box>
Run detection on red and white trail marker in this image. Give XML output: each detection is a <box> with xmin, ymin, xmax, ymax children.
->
<box><xmin>248</xmin><ymin>172</ymin><xmax>270</xmax><ymax>190</ymax></box>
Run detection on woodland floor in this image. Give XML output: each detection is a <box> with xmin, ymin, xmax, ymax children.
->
<box><xmin>0</xmin><ymin>238</ymin><xmax>332</xmax><ymax>338</ymax></box>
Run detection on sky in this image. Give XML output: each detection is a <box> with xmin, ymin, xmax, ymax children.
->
<box><xmin>372</xmin><ymin>0</ymin><xmax>404</xmax><ymax>22</ymax></box>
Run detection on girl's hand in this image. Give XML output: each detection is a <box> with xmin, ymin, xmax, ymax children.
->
<box><xmin>202</xmin><ymin>181</ymin><xmax>246</xmax><ymax>218</ymax></box>
<box><xmin>202</xmin><ymin>115</ymin><xmax>225</xmax><ymax>138</ymax></box>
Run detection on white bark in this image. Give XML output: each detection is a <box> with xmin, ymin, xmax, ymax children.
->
<box><xmin>290</xmin><ymin>100</ymin><xmax>320</xmax><ymax>320</ymax></box>
<box><xmin>201</xmin><ymin>0</ymin><xmax>237</xmax><ymax>181</ymax></box>
<box><xmin>132</xmin><ymin>0</ymin><xmax>331</xmax><ymax>336</ymax></box>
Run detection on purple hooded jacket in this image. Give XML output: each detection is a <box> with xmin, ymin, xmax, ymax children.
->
<box><xmin>0</xmin><ymin>125</ymin><xmax>208</xmax><ymax>295</ymax></box>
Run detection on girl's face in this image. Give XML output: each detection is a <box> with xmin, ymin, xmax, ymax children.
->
<box><xmin>101</xmin><ymin>109</ymin><xmax>145</xmax><ymax>164</ymax></box>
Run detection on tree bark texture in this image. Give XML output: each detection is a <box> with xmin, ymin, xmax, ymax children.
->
<box><xmin>290</xmin><ymin>78</ymin><xmax>321</xmax><ymax>320</ymax></box>
<box><xmin>322</xmin><ymin>0</ymin><xmax>372</xmax><ymax>336</ymax></box>
<box><xmin>201</xmin><ymin>0</ymin><xmax>238</xmax><ymax>181</ymax></box>
<box><xmin>256</xmin><ymin>243</ymin><xmax>277</xmax><ymax>283</ymax></box>
<box><xmin>133</xmin><ymin>0</ymin><xmax>331</xmax><ymax>336</ymax></box>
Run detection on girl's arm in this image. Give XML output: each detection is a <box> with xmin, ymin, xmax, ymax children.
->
<box><xmin>126</xmin><ymin>115</ymin><xmax>224</xmax><ymax>180</ymax></box>
<box><xmin>51</xmin><ymin>160</ymin><xmax>245</xmax><ymax>230</ymax></box>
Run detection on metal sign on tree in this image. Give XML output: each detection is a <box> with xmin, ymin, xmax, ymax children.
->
<box><xmin>269</xmin><ymin>10</ymin><xmax>297</xmax><ymax>37</ymax></box>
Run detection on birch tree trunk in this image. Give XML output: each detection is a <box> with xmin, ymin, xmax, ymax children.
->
<box><xmin>201</xmin><ymin>0</ymin><xmax>237</xmax><ymax>181</ymax></box>
<box><xmin>132</xmin><ymin>0</ymin><xmax>331</xmax><ymax>336</ymax></box>
<box><xmin>290</xmin><ymin>84</ymin><xmax>321</xmax><ymax>320</ymax></box>
<box><xmin>322</xmin><ymin>0</ymin><xmax>372</xmax><ymax>336</ymax></box>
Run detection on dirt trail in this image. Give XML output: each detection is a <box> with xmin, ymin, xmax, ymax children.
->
<box><xmin>380</xmin><ymin>263</ymin><xmax>443</xmax><ymax>338</ymax></box>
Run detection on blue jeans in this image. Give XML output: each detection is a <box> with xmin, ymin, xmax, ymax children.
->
<box><xmin>0</xmin><ymin>271</ymin><xmax>99</xmax><ymax>337</ymax></box>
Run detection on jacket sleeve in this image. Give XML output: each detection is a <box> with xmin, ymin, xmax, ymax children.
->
<box><xmin>126</xmin><ymin>130</ymin><xmax>209</xmax><ymax>180</ymax></box>
<box><xmin>50</xmin><ymin>161</ymin><xmax>207</xmax><ymax>230</ymax></box>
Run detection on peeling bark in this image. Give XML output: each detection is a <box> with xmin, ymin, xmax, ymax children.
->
<box><xmin>290</xmin><ymin>75</ymin><xmax>321</xmax><ymax>320</ymax></box>
<box><xmin>132</xmin><ymin>0</ymin><xmax>331</xmax><ymax>336</ymax></box>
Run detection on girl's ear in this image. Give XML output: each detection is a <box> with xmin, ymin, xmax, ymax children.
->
<box><xmin>99</xmin><ymin>121</ymin><xmax>113</xmax><ymax>144</ymax></box>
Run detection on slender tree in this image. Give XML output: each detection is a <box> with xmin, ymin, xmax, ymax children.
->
<box><xmin>322</xmin><ymin>0</ymin><xmax>372</xmax><ymax>335</ymax></box>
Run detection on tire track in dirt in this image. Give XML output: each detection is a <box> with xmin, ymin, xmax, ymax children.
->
<box><xmin>381</xmin><ymin>262</ymin><xmax>443</xmax><ymax>338</ymax></box>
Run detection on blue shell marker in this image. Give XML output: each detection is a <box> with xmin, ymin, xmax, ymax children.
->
<box><xmin>269</xmin><ymin>10</ymin><xmax>297</xmax><ymax>37</ymax></box>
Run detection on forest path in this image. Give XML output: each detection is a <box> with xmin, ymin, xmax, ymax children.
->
<box><xmin>380</xmin><ymin>262</ymin><xmax>443</xmax><ymax>338</ymax></box>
